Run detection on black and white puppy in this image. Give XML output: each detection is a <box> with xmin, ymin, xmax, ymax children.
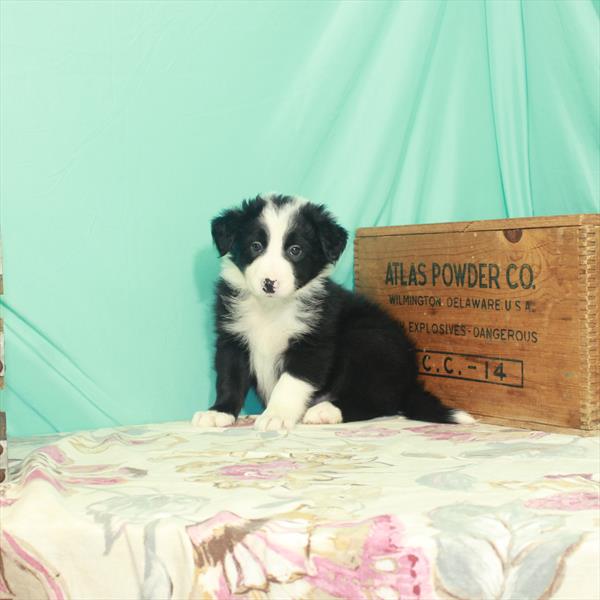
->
<box><xmin>193</xmin><ymin>194</ymin><xmax>474</xmax><ymax>431</ymax></box>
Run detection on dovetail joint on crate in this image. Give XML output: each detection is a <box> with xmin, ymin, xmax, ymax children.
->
<box><xmin>578</xmin><ymin>224</ymin><xmax>599</xmax><ymax>429</ymax></box>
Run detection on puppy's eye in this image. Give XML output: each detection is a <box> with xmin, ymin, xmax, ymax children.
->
<box><xmin>250</xmin><ymin>241</ymin><xmax>263</xmax><ymax>255</ymax></box>
<box><xmin>287</xmin><ymin>245</ymin><xmax>303</xmax><ymax>258</ymax></box>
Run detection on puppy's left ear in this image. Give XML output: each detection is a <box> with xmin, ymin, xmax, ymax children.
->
<box><xmin>308</xmin><ymin>205</ymin><xmax>348</xmax><ymax>263</ymax></box>
<box><xmin>211</xmin><ymin>209</ymin><xmax>240</xmax><ymax>257</ymax></box>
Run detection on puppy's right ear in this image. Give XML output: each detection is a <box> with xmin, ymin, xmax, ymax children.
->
<box><xmin>211</xmin><ymin>209</ymin><xmax>240</xmax><ymax>257</ymax></box>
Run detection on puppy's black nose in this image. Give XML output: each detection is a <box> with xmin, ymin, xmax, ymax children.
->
<box><xmin>262</xmin><ymin>278</ymin><xmax>276</xmax><ymax>294</ymax></box>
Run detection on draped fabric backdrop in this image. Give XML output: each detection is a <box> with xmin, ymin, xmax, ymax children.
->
<box><xmin>1</xmin><ymin>1</ymin><xmax>598</xmax><ymax>435</ymax></box>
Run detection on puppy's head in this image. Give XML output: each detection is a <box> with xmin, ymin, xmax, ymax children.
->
<box><xmin>211</xmin><ymin>194</ymin><xmax>347</xmax><ymax>300</ymax></box>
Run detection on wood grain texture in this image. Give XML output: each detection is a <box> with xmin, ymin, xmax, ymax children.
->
<box><xmin>357</xmin><ymin>214</ymin><xmax>600</xmax><ymax>238</ymax></box>
<box><xmin>355</xmin><ymin>215</ymin><xmax>600</xmax><ymax>434</ymax></box>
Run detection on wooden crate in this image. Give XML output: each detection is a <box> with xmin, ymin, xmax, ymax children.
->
<box><xmin>355</xmin><ymin>214</ymin><xmax>599</xmax><ymax>434</ymax></box>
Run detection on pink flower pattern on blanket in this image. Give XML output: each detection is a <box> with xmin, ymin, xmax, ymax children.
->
<box><xmin>1</xmin><ymin>532</ymin><xmax>68</xmax><ymax>599</ymax></box>
<box><xmin>186</xmin><ymin>511</ymin><xmax>431</xmax><ymax>599</ymax></box>
<box><xmin>406</xmin><ymin>423</ymin><xmax>548</xmax><ymax>443</ymax></box>
<box><xmin>219</xmin><ymin>459</ymin><xmax>299</xmax><ymax>480</ymax></box>
<box><xmin>307</xmin><ymin>515</ymin><xmax>430</xmax><ymax>599</ymax></box>
<box><xmin>335</xmin><ymin>426</ymin><xmax>401</xmax><ymax>438</ymax></box>
<box><xmin>37</xmin><ymin>445</ymin><xmax>68</xmax><ymax>464</ymax></box>
<box><xmin>10</xmin><ymin>443</ymin><xmax>148</xmax><ymax>492</ymax></box>
<box><xmin>525</xmin><ymin>491</ymin><xmax>600</xmax><ymax>511</ymax></box>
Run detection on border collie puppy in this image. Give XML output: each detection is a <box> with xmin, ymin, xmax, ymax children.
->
<box><xmin>193</xmin><ymin>194</ymin><xmax>474</xmax><ymax>431</ymax></box>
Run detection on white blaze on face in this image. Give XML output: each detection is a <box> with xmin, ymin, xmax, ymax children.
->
<box><xmin>244</xmin><ymin>199</ymin><xmax>303</xmax><ymax>299</ymax></box>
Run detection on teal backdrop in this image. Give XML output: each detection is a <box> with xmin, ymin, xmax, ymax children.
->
<box><xmin>1</xmin><ymin>1</ymin><xmax>598</xmax><ymax>436</ymax></box>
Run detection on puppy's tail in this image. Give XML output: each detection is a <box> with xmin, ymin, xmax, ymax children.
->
<box><xmin>402</xmin><ymin>384</ymin><xmax>475</xmax><ymax>425</ymax></box>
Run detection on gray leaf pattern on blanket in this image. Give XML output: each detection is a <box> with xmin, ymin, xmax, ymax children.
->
<box><xmin>460</xmin><ymin>440</ymin><xmax>588</xmax><ymax>459</ymax></box>
<box><xmin>88</xmin><ymin>493</ymin><xmax>209</xmax><ymax>553</ymax></box>
<box><xmin>416</xmin><ymin>467</ymin><xmax>477</xmax><ymax>490</ymax></box>
<box><xmin>142</xmin><ymin>521</ymin><xmax>173</xmax><ymax>600</ymax></box>
<box><xmin>430</xmin><ymin>502</ymin><xmax>582</xmax><ymax>600</ymax></box>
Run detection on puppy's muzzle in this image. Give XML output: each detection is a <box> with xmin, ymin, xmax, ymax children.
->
<box><xmin>262</xmin><ymin>278</ymin><xmax>278</xmax><ymax>295</ymax></box>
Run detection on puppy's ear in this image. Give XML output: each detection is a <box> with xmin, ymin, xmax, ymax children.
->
<box><xmin>320</xmin><ymin>218</ymin><xmax>348</xmax><ymax>263</ymax></box>
<box><xmin>305</xmin><ymin>204</ymin><xmax>348</xmax><ymax>263</ymax></box>
<box><xmin>211</xmin><ymin>209</ymin><xmax>240</xmax><ymax>257</ymax></box>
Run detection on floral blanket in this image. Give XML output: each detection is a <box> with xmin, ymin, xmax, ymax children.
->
<box><xmin>0</xmin><ymin>417</ymin><xmax>598</xmax><ymax>600</ymax></box>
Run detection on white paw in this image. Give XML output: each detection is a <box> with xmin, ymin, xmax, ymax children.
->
<box><xmin>451</xmin><ymin>410</ymin><xmax>476</xmax><ymax>424</ymax></box>
<box><xmin>192</xmin><ymin>410</ymin><xmax>236</xmax><ymax>428</ymax></box>
<box><xmin>254</xmin><ymin>411</ymin><xmax>298</xmax><ymax>432</ymax></box>
<box><xmin>302</xmin><ymin>401</ymin><xmax>343</xmax><ymax>424</ymax></box>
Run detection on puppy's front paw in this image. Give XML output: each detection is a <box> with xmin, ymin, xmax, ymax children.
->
<box><xmin>254</xmin><ymin>411</ymin><xmax>298</xmax><ymax>432</ymax></box>
<box><xmin>192</xmin><ymin>410</ymin><xmax>236</xmax><ymax>428</ymax></box>
<box><xmin>302</xmin><ymin>401</ymin><xmax>343</xmax><ymax>424</ymax></box>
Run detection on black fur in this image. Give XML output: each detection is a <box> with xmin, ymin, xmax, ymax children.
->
<box><xmin>210</xmin><ymin>280</ymin><xmax>254</xmax><ymax>417</ymax></box>
<box><xmin>209</xmin><ymin>196</ymin><xmax>461</xmax><ymax>424</ymax></box>
<box><xmin>211</xmin><ymin>196</ymin><xmax>266</xmax><ymax>259</ymax></box>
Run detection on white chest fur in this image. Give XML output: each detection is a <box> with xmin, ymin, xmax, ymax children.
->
<box><xmin>224</xmin><ymin>294</ymin><xmax>310</xmax><ymax>401</ymax></box>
